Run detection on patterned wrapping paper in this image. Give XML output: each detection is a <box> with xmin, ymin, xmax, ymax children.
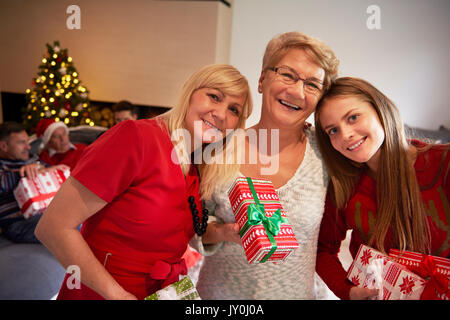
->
<box><xmin>389</xmin><ymin>249</ymin><xmax>450</xmax><ymax>300</ymax></box>
<box><xmin>347</xmin><ymin>244</ymin><xmax>427</xmax><ymax>300</ymax></box>
<box><xmin>389</xmin><ymin>249</ymin><xmax>450</xmax><ymax>277</ymax></box>
<box><xmin>13</xmin><ymin>168</ymin><xmax>70</xmax><ymax>219</ymax></box>
<box><xmin>228</xmin><ymin>177</ymin><xmax>299</xmax><ymax>264</ymax></box>
<box><xmin>145</xmin><ymin>276</ymin><xmax>201</xmax><ymax>300</ymax></box>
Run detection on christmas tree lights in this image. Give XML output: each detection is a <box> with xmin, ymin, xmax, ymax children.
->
<box><xmin>23</xmin><ymin>41</ymin><xmax>97</xmax><ymax>133</ymax></box>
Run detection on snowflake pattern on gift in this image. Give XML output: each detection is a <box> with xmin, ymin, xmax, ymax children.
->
<box><xmin>360</xmin><ymin>249</ymin><xmax>372</xmax><ymax>266</ymax></box>
<box><xmin>351</xmin><ymin>275</ymin><xmax>360</xmax><ymax>286</ymax></box>
<box><xmin>399</xmin><ymin>276</ymin><xmax>415</xmax><ymax>295</ymax></box>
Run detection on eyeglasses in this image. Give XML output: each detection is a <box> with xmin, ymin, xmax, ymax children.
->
<box><xmin>267</xmin><ymin>65</ymin><xmax>324</xmax><ymax>96</ymax></box>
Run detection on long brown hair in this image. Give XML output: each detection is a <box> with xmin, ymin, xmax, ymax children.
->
<box><xmin>315</xmin><ymin>77</ymin><xmax>431</xmax><ymax>254</ymax></box>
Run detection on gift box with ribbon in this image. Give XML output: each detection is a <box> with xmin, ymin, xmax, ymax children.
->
<box><xmin>228</xmin><ymin>177</ymin><xmax>299</xmax><ymax>264</ymax></box>
<box><xmin>13</xmin><ymin>168</ymin><xmax>70</xmax><ymax>219</ymax></box>
<box><xmin>347</xmin><ymin>244</ymin><xmax>427</xmax><ymax>300</ymax></box>
<box><xmin>388</xmin><ymin>249</ymin><xmax>450</xmax><ymax>300</ymax></box>
<box><xmin>145</xmin><ymin>276</ymin><xmax>201</xmax><ymax>300</ymax></box>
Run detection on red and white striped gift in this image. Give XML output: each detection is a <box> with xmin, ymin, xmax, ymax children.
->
<box><xmin>389</xmin><ymin>249</ymin><xmax>450</xmax><ymax>278</ymax></box>
<box><xmin>227</xmin><ymin>177</ymin><xmax>299</xmax><ymax>264</ymax></box>
<box><xmin>13</xmin><ymin>168</ymin><xmax>70</xmax><ymax>219</ymax></box>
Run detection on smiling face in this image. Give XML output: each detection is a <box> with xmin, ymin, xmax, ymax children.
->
<box><xmin>258</xmin><ymin>48</ymin><xmax>325</xmax><ymax>130</ymax></box>
<box><xmin>319</xmin><ymin>95</ymin><xmax>385</xmax><ymax>172</ymax></box>
<box><xmin>184</xmin><ymin>87</ymin><xmax>245</xmax><ymax>146</ymax></box>
<box><xmin>47</xmin><ymin>126</ymin><xmax>71</xmax><ymax>153</ymax></box>
<box><xmin>0</xmin><ymin>131</ymin><xmax>31</xmax><ymax>161</ymax></box>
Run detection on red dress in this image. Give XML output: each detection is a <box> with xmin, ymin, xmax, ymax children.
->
<box><xmin>39</xmin><ymin>143</ymin><xmax>87</xmax><ymax>170</ymax></box>
<box><xmin>56</xmin><ymin>119</ymin><xmax>202</xmax><ymax>300</ymax></box>
<box><xmin>316</xmin><ymin>140</ymin><xmax>449</xmax><ymax>299</ymax></box>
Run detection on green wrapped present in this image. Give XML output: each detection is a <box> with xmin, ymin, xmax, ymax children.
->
<box><xmin>145</xmin><ymin>276</ymin><xmax>201</xmax><ymax>300</ymax></box>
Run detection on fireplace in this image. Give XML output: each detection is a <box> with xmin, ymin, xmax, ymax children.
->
<box><xmin>1</xmin><ymin>91</ymin><xmax>170</xmax><ymax>129</ymax></box>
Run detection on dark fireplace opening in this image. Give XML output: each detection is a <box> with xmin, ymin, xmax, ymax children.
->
<box><xmin>1</xmin><ymin>91</ymin><xmax>170</xmax><ymax>129</ymax></box>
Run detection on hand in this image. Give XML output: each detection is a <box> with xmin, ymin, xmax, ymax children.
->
<box><xmin>18</xmin><ymin>163</ymin><xmax>40</xmax><ymax>179</ymax></box>
<box><xmin>202</xmin><ymin>221</ymin><xmax>241</xmax><ymax>245</ymax></box>
<box><xmin>46</xmin><ymin>164</ymin><xmax>70</xmax><ymax>172</ymax></box>
<box><xmin>349</xmin><ymin>286</ymin><xmax>379</xmax><ymax>300</ymax></box>
<box><xmin>219</xmin><ymin>222</ymin><xmax>241</xmax><ymax>244</ymax></box>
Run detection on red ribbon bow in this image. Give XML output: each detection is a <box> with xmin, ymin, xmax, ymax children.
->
<box><xmin>147</xmin><ymin>260</ymin><xmax>187</xmax><ymax>289</ymax></box>
<box><xmin>412</xmin><ymin>255</ymin><xmax>449</xmax><ymax>300</ymax></box>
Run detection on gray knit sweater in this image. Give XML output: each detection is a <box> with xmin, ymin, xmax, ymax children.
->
<box><xmin>192</xmin><ymin>128</ymin><xmax>332</xmax><ymax>299</ymax></box>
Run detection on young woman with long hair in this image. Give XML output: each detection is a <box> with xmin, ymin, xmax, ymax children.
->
<box><xmin>314</xmin><ymin>77</ymin><xmax>449</xmax><ymax>300</ymax></box>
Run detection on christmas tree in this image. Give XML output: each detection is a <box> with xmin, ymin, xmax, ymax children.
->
<box><xmin>23</xmin><ymin>41</ymin><xmax>97</xmax><ymax>133</ymax></box>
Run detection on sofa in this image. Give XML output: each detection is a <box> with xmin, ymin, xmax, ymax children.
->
<box><xmin>0</xmin><ymin>123</ymin><xmax>447</xmax><ymax>300</ymax></box>
<box><xmin>405</xmin><ymin>124</ymin><xmax>450</xmax><ymax>144</ymax></box>
<box><xmin>0</xmin><ymin>125</ymin><xmax>107</xmax><ymax>300</ymax></box>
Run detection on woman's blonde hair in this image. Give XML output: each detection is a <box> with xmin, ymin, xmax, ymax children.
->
<box><xmin>159</xmin><ymin>64</ymin><xmax>253</xmax><ymax>199</ymax></box>
<box><xmin>262</xmin><ymin>31</ymin><xmax>340</xmax><ymax>92</ymax></box>
<box><xmin>315</xmin><ymin>77</ymin><xmax>431</xmax><ymax>254</ymax></box>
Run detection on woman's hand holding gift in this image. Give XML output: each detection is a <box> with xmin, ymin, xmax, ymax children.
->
<box><xmin>202</xmin><ymin>221</ymin><xmax>241</xmax><ymax>245</ymax></box>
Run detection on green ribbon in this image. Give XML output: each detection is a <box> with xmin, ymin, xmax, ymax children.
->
<box><xmin>240</xmin><ymin>177</ymin><xmax>287</xmax><ymax>263</ymax></box>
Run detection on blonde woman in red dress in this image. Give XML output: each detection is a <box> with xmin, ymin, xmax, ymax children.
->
<box><xmin>35</xmin><ymin>64</ymin><xmax>253</xmax><ymax>300</ymax></box>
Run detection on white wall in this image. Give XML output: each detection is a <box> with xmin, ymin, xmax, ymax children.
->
<box><xmin>1</xmin><ymin>0</ymin><xmax>448</xmax><ymax>130</ymax></box>
<box><xmin>230</xmin><ymin>0</ymin><xmax>450</xmax><ymax>130</ymax></box>
<box><xmin>0</xmin><ymin>0</ymin><xmax>232</xmax><ymax>109</ymax></box>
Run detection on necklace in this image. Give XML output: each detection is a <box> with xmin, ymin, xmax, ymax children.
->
<box><xmin>188</xmin><ymin>195</ymin><xmax>208</xmax><ymax>236</ymax></box>
<box><xmin>187</xmin><ymin>162</ymin><xmax>209</xmax><ymax>236</ymax></box>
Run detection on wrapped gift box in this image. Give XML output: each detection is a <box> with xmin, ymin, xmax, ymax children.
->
<box><xmin>13</xmin><ymin>168</ymin><xmax>70</xmax><ymax>219</ymax></box>
<box><xmin>228</xmin><ymin>177</ymin><xmax>299</xmax><ymax>264</ymax></box>
<box><xmin>347</xmin><ymin>244</ymin><xmax>427</xmax><ymax>300</ymax></box>
<box><xmin>145</xmin><ymin>276</ymin><xmax>200</xmax><ymax>300</ymax></box>
<box><xmin>389</xmin><ymin>249</ymin><xmax>450</xmax><ymax>300</ymax></box>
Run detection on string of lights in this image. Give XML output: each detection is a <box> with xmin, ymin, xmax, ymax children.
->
<box><xmin>23</xmin><ymin>41</ymin><xmax>97</xmax><ymax>133</ymax></box>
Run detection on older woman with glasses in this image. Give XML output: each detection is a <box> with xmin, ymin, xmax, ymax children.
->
<box><xmin>192</xmin><ymin>31</ymin><xmax>340</xmax><ymax>299</ymax></box>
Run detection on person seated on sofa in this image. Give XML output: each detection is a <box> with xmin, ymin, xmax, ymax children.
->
<box><xmin>113</xmin><ymin>100</ymin><xmax>138</xmax><ymax>124</ymax></box>
<box><xmin>37</xmin><ymin>118</ymin><xmax>87</xmax><ymax>171</ymax></box>
<box><xmin>0</xmin><ymin>121</ymin><xmax>68</xmax><ymax>243</ymax></box>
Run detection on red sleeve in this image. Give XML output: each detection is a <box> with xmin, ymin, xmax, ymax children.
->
<box><xmin>316</xmin><ymin>192</ymin><xmax>354</xmax><ymax>300</ymax></box>
<box><xmin>71</xmin><ymin>121</ymin><xmax>144</xmax><ymax>203</ymax></box>
<box><xmin>444</xmin><ymin>146</ymin><xmax>449</xmax><ymax>201</ymax></box>
<box><xmin>39</xmin><ymin>149</ymin><xmax>53</xmax><ymax>166</ymax></box>
<box><xmin>74</xmin><ymin>143</ymin><xmax>87</xmax><ymax>151</ymax></box>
